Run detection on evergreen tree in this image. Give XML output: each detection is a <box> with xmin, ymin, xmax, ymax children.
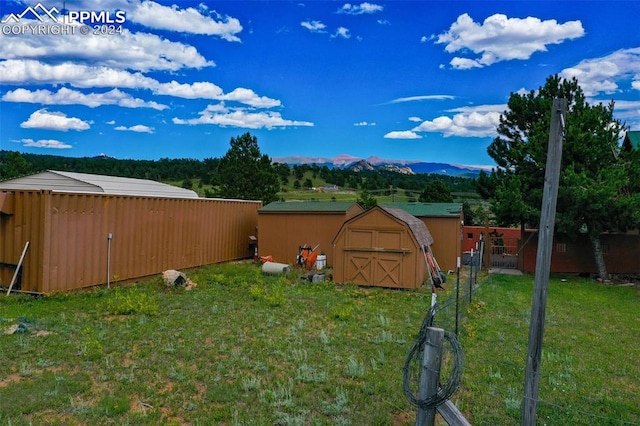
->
<box><xmin>418</xmin><ymin>179</ymin><xmax>454</xmax><ymax>203</ymax></box>
<box><xmin>486</xmin><ymin>75</ymin><xmax>637</xmax><ymax>280</ymax></box>
<box><xmin>357</xmin><ymin>189</ymin><xmax>377</xmax><ymax>210</ymax></box>
<box><xmin>217</xmin><ymin>133</ymin><xmax>280</xmax><ymax>204</ymax></box>
<box><xmin>0</xmin><ymin>151</ymin><xmax>32</xmax><ymax>180</ymax></box>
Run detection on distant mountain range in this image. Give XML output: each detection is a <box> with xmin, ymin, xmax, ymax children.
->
<box><xmin>272</xmin><ymin>154</ymin><xmax>492</xmax><ymax>177</ymax></box>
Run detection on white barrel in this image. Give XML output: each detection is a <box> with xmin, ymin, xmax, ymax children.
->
<box><xmin>262</xmin><ymin>261</ymin><xmax>290</xmax><ymax>276</ymax></box>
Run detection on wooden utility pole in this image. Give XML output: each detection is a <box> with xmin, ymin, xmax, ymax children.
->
<box><xmin>522</xmin><ymin>98</ymin><xmax>567</xmax><ymax>425</ymax></box>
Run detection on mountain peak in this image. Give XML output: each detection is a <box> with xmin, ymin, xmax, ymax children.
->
<box><xmin>271</xmin><ymin>154</ymin><xmax>489</xmax><ymax>177</ymax></box>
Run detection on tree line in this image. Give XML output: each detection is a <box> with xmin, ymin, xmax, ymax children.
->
<box><xmin>0</xmin><ymin>140</ymin><xmax>476</xmax><ymax>204</ymax></box>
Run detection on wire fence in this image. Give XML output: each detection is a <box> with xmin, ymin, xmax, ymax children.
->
<box><xmin>431</xmin><ymin>245</ymin><xmax>485</xmax><ymax>338</ymax></box>
<box><xmin>421</xmin><ymin>246</ymin><xmax>640</xmax><ymax>426</ymax></box>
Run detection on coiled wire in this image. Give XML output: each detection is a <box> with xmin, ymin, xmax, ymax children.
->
<box><xmin>402</xmin><ymin>306</ymin><xmax>465</xmax><ymax>409</ymax></box>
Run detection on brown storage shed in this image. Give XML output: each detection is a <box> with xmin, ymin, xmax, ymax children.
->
<box><xmin>257</xmin><ymin>201</ymin><xmax>363</xmax><ymax>266</ymax></box>
<box><xmin>332</xmin><ymin>206</ymin><xmax>434</xmax><ymax>289</ymax></box>
<box><xmin>0</xmin><ymin>172</ymin><xmax>260</xmax><ymax>293</ymax></box>
<box><xmin>383</xmin><ymin>203</ymin><xmax>462</xmax><ymax>272</ymax></box>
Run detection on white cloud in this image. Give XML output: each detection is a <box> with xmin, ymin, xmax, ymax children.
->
<box><xmin>338</xmin><ymin>3</ymin><xmax>383</xmax><ymax>15</ymax></box>
<box><xmin>0</xmin><ymin>19</ymin><xmax>213</xmax><ymax>72</ymax></box>
<box><xmin>560</xmin><ymin>48</ymin><xmax>640</xmax><ymax>96</ymax></box>
<box><xmin>0</xmin><ymin>60</ymin><xmax>158</xmax><ymax>88</ymax></box>
<box><xmin>129</xmin><ymin>1</ymin><xmax>242</xmax><ymax>41</ymax></box>
<box><xmin>412</xmin><ymin>111</ymin><xmax>501</xmax><ymax>137</ymax></box>
<box><xmin>384</xmin><ymin>131</ymin><xmax>422</xmax><ymax>139</ymax></box>
<box><xmin>301</xmin><ymin>20</ymin><xmax>326</xmax><ymax>32</ymax></box>
<box><xmin>173</xmin><ymin>107</ymin><xmax>313</xmax><ymax>130</ymax></box>
<box><xmin>605</xmin><ymin>100</ymin><xmax>640</xmax><ymax>129</ymax></box>
<box><xmin>220</xmin><ymin>88</ymin><xmax>281</xmax><ymax>108</ymax></box>
<box><xmin>435</xmin><ymin>13</ymin><xmax>585</xmax><ymax>69</ymax></box>
<box><xmin>388</xmin><ymin>94</ymin><xmax>455</xmax><ymax>104</ymax></box>
<box><xmin>446</xmin><ymin>104</ymin><xmax>507</xmax><ymax>114</ymax></box>
<box><xmin>408</xmin><ymin>116</ymin><xmax>422</xmax><ymax>122</ymax></box>
<box><xmin>420</xmin><ymin>36</ymin><xmax>428</xmax><ymax>43</ymax></box>
<box><xmin>106</xmin><ymin>120</ymin><xmax>116</xmax><ymax>125</ymax></box>
<box><xmin>114</xmin><ymin>124</ymin><xmax>154</xmax><ymax>133</ymax></box>
<box><xmin>354</xmin><ymin>121</ymin><xmax>376</xmax><ymax>126</ymax></box>
<box><xmin>449</xmin><ymin>57</ymin><xmax>483</xmax><ymax>70</ymax></box>
<box><xmin>332</xmin><ymin>27</ymin><xmax>351</xmax><ymax>39</ymax></box>
<box><xmin>155</xmin><ymin>80</ymin><xmax>224</xmax><ymax>99</ymax></box>
<box><xmin>20</xmin><ymin>109</ymin><xmax>91</xmax><ymax>131</ymax></box>
<box><xmin>3</xmin><ymin>87</ymin><xmax>168</xmax><ymax>110</ymax></box>
<box><xmin>0</xmin><ymin>60</ymin><xmax>281</xmax><ymax>107</ymax></box>
<box><xmin>16</xmin><ymin>138</ymin><xmax>72</xmax><ymax>149</ymax></box>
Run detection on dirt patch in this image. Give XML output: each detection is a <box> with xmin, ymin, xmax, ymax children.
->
<box><xmin>0</xmin><ymin>373</ymin><xmax>22</xmax><ymax>388</ymax></box>
<box><xmin>392</xmin><ymin>410</ymin><xmax>414</xmax><ymax>425</ymax></box>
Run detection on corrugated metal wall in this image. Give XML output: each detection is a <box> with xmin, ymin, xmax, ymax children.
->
<box><xmin>0</xmin><ymin>190</ymin><xmax>260</xmax><ymax>293</ymax></box>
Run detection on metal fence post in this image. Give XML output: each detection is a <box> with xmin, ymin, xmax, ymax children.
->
<box><xmin>468</xmin><ymin>249</ymin><xmax>474</xmax><ymax>304</ymax></box>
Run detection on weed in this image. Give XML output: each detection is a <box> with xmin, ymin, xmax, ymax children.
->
<box><xmin>345</xmin><ymin>355</ymin><xmax>364</xmax><ymax>378</ymax></box>
<box><xmin>261</xmin><ymin>380</ymin><xmax>294</xmax><ymax>408</ymax></box>
<box><xmin>330</xmin><ymin>304</ymin><xmax>353</xmax><ymax>321</ymax></box>
<box><xmin>289</xmin><ymin>348</ymin><xmax>307</xmax><ymax>363</ymax></box>
<box><xmin>265</xmin><ymin>285</ymin><xmax>286</xmax><ymax>307</ymax></box>
<box><xmin>99</xmin><ymin>394</ymin><xmax>130</xmax><ymax>417</ymax></box>
<box><xmin>77</xmin><ymin>326</ymin><xmax>104</xmax><ymax>360</ymax></box>
<box><xmin>377</xmin><ymin>312</ymin><xmax>390</xmax><ymax>327</ymax></box>
<box><xmin>241</xmin><ymin>375</ymin><xmax>261</xmax><ymax>392</ymax></box>
<box><xmin>274</xmin><ymin>410</ymin><xmax>310</xmax><ymax>426</ymax></box>
<box><xmin>319</xmin><ymin>329</ymin><xmax>330</xmax><ymax>345</ymax></box>
<box><xmin>104</xmin><ymin>287</ymin><xmax>158</xmax><ymax>316</ymax></box>
<box><xmin>504</xmin><ymin>397</ymin><xmax>521</xmax><ymax>413</ymax></box>
<box><xmin>249</xmin><ymin>284</ymin><xmax>264</xmax><ymax>300</ymax></box>
<box><xmin>18</xmin><ymin>361</ymin><xmax>33</xmax><ymax>377</ymax></box>
<box><xmin>296</xmin><ymin>364</ymin><xmax>328</xmax><ymax>383</ymax></box>
<box><xmin>321</xmin><ymin>387</ymin><xmax>349</xmax><ymax>415</ymax></box>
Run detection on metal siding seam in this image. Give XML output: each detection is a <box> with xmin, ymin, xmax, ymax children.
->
<box><xmin>41</xmin><ymin>191</ymin><xmax>52</xmax><ymax>293</ymax></box>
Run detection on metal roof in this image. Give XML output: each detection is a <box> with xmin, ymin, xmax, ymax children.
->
<box><xmin>624</xmin><ymin>131</ymin><xmax>640</xmax><ymax>150</ymax></box>
<box><xmin>382</xmin><ymin>202</ymin><xmax>462</xmax><ymax>218</ymax></box>
<box><xmin>379</xmin><ymin>206</ymin><xmax>434</xmax><ymax>247</ymax></box>
<box><xmin>0</xmin><ymin>170</ymin><xmax>199</xmax><ymax>198</ymax></box>
<box><xmin>259</xmin><ymin>200</ymin><xmax>360</xmax><ymax>213</ymax></box>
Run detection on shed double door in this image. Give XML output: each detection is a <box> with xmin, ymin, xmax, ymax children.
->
<box><xmin>343</xmin><ymin>228</ymin><xmax>407</xmax><ymax>288</ymax></box>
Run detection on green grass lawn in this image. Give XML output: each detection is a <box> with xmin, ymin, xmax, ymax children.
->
<box><xmin>456</xmin><ymin>273</ymin><xmax>639</xmax><ymax>425</ymax></box>
<box><xmin>0</xmin><ymin>265</ymin><xmax>638</xmax><ymax>425</ymax></box>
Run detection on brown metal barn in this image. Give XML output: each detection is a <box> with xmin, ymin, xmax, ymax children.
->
<box><xmin>332</xmin><ymin>206</ymin><xmax>434</xmax><ymax>289</ymax></box>
<box><xmin>383</xmin><ymin>203</ymin><xmax>462</xmax><ymax>272</ymax></box>
<box><xmin>257</xmin><ymin>201</ymin><xmax>363</xmax><ymax>266</ymax></box>
<box><xmin>0</xmin><ymin>172</ymin><xmax>260</xmax><ymax>293</ymax></box>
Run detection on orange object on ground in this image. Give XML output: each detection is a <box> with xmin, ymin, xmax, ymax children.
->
<box><xmin>297</xmin><ymin>244</ymin><xmax>320</xmax><ymax>270</ymax></box>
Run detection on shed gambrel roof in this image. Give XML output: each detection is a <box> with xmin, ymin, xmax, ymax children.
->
<box><xmin>379</xmin><ymin>206</ymin><xmax>434</xmax><ymax>247</ymax></box>
<box><xmin>333</xmin><ymin>205</ymin><xmax>434</xmax><ymax>248</ymax></box>
<box><xmin>259</xmin><ymin>201</ymin><xmax>360</xmax><ymax>213</ymax></box>
<box><xmin>0</xmin><ymin>170</ymin><xmax>199</xmax><ymax>198</ymax></box>
<box><xmin>382</xmin><ymin>202</ymin><xmax>462</xmax><ymax>218</ymax></box>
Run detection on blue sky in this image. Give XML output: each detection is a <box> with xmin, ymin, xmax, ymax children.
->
<box><xmin>1</xmin><ymin>0</ymin><xmax>639</xmax><ymax>167</ymax></box>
